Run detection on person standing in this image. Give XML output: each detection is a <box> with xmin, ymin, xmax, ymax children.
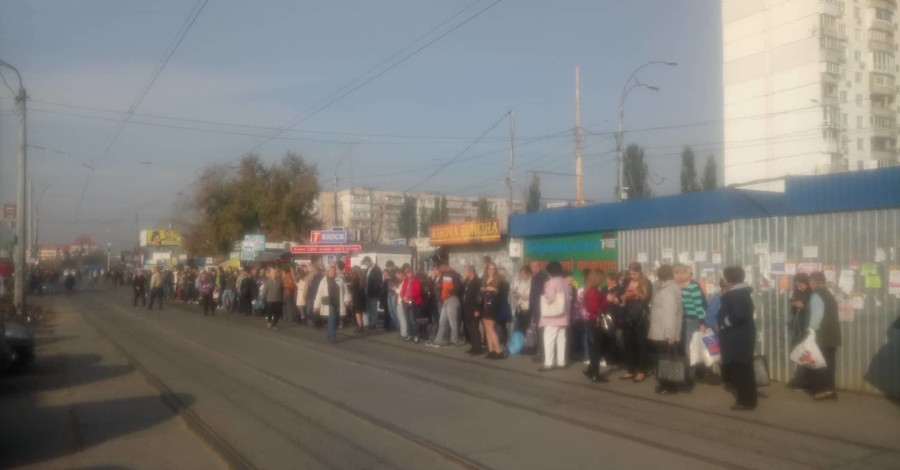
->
<box><xmin>238</xmin><ymin>267</ymin><xmax>254</xmax><ymax>316</ymax></box>
<box><xmin>718</xmin><ymin>266</ymin><xmax>758</xmax><ymax>411</ymax></box>
<box><xmin>583</xmin><ymin>269</ymin><xmax>609</xmax><ymax>383</ymax></box>
<box><xmin>305</xmin><ymin>263</ymin><xmax>324</xmax><ymax>327</ymax></box>
<box><xmin>313</xmin><ymin>265</ymin><xmax>343</xmax><ymax>343</ymax></box>
<box><xmin>786</xmin><ymin>273</ymin><xmax>813</xmax><ymax>391</ymax></box>
<box><xmin>601</xmin><ymin>270</ymin><xmax>625</xmax><ymax>367</ymax></box>
<box><xmin>198</xmin><ymin>271</ymin><xmax>215</xmax><ymax>316</ymax></box>
<box><xmin>512</xmin><ymin>267</ymin><xmax>532</xmax><ymax>334</ymax></box>
<box><xmin>350</xmin><ymin>266</ymin><xmax>367</xmax><ymax>332</ymax></box>
<box><xmin>431</xmin><ymin>260</ymin><xmax>463</xmax><ymax>348</ymax></box>
<box><xmin>400</xmin><ymin>265</ymin><xmax>425</xmax><ymax>343</ymax></box>
<box><xmin>132</xmin><ymin>269</ymin><xmax>147</xmax><ymax>309</ymax></box>
<box><xmin>362</xmin><ymin>257</ymin><xmax>382</xmax><ymax>329</ymax></box>
<box><xmin>294</xmin><ymin>266</ymin><xmax>309</xmax><ymax>323</ymax></box>
<box><xmin>674</xmin><ymin>264</ymin><xmax>706</xmax><ymax>386</ymax></box>
<box><xmin>461</xmin><ymin>266</ymin><xmax>483</xmax><ymax>354</ymax></box>
<box><xmin>620</xmin><ymin>262</ymin><xmax>652</xmax><ymax>382</ymax></box>
<box><xmin>538</xmin><ymin>261</ymin><xmax>570</xmax><ymax>371</ymax></box>
<box><xmin>281</xmin><ymin>266</ymin><xmax>296</xmax><ymax>323</ymax></box>
<box><xmin>478</xmin><ymin>262</ymin><xmax>506</xmax><ymax>358</ymax></box>
<box><xmin>649</xmin><ymin>265</ymin><xmax>683</xmax><ymax>395</ymax></box>
<box><xmin>147</xmin><ymin>266</ymin><xmax>164</xmax><ymax>311</ymax></box>
<box><xmin>807</xmin><ymin>271</ymin><xmax>841</xmax><ymax>400</ymax></box>
<box><xmin>528</xmin><ymin>260</ymin><xmax>548</xmax><ymax>358</ymax></box>
<box><xmin>261</xmin><ymin>267</ymin><xmax>285</xmax><ymax>329</ymax></box>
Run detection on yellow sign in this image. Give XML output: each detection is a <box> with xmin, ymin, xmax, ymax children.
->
<box><xmin>141</xmin><ymin>229</ymin><xmax>183</xmax><ymax>247</ymax></box>
<box><xmin>430</xmin><ymin>219</ymin><xmax>501</xmax><ymax>245</ymax></box>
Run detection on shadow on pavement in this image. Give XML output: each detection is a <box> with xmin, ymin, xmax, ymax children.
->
<box><xmin>0</xmin><ymin>393</ymin><xmax>196</xmax><ymax>468</ymax></box>
<box><xmin>0</xmin><ymin>354</ymin><xmax>132</xmax><ymax>395</ymax></box>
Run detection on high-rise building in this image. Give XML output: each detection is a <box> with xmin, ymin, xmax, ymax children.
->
<box><xmin>317</xmin><ymin>189</ymin><xmax>517</xmax><ymax>244</ymax></box>
<box><xmin>723</xmin><ymin>0</ymin><xmax>899</xmax><ymax>191</ymax></box>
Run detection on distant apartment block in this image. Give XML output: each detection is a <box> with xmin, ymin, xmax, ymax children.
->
<box><xmin>723</xmin><ymin>0</ymin><xmax>899</xmax><ymax>190</ymax></box>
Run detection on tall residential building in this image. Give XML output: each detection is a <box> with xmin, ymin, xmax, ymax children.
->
<box><xmin>318</xmin><ymin>189</ymin><xmax>518</xmax><ymax>244</ymax></box>
<box><xmin>723</xmin><ymin>0</ymin><xmax>899</xmax><ymax>191</ymax></box>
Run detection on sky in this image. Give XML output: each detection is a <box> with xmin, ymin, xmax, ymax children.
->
<box><xmin>0</xmin><ymin>0</ymin><xmax>723</xmax><ymax>251</ymax></box>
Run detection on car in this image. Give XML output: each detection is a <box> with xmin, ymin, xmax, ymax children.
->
<box><xmin>2</xmin><ymin>321</ymin><xmax>35</xmax><ymax>370</ymax></box>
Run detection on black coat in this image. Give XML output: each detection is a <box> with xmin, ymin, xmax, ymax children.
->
<box><xmin>306</xmin><ymin>273</ymin><xmax>324</xmax><ymax>305</ymax></box>
<box><xmin>365</xmin><ymin>265</ymin><xmax>383</xmax><ymax>299</ymax></box>
<box><xmin>462</xmin><ymin>277</ymin><xmax>482</xmax><ymax>316</ymax></box>
<box><xmin>815</xmin><ymin>287</ymin><xmax>841</xmax><ymax>348</ymax></box>
<box><xmin>529</xmin><ymin>271</ymin><xmax>548</xmax><ymax>318</ymax></box>
<box><xmin>717</xmin><ymin>284</ymin><xmax>756</xmax><ymax>365</ymax></box>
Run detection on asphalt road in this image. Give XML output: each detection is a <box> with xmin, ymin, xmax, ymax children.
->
<box><xmin>64</xmin><ymin>287</ymin><xmax>900</xmax><ymax>470</ymax></box>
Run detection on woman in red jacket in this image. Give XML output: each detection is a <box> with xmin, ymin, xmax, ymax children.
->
<box><xmin>400</xmin><ymin>264</ymin><xmax>425</xmax><ymax>343</ymax></box>
<box><xmin>583</xmin><ymin>269</ymin><xmax>609</xmax><ymax>383</ymax></box>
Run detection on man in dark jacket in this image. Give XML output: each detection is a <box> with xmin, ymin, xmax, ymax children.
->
<box><xmin>132</xmin><ymin>270</ymin><xmax>147</xmax><ymax>308</ymax></box>
<box><xmin>529</xmin><ymin>260</ymin><xmax>548</xmax><ymax>359</ymax></box>
<box><xmin>808</xmin><ymin>271</ymin><xmax>841</xmax><ymax>400</ymax></box>
<box><xmin>461</xmin><ymin>266</ymin><xmax>483</xmax><ymax>355</ymax></box>
<box><xmin>306</xmin><ymin>263</ymin><xmax>324</xmax><ymax>327</ymax></box>
<box><xmin>363</xmin><ymin>256</ymin><xmax>382</xmax><ymax>330</ymax></box>
<box><xmin>717</xmin><ymin>266</ymin><xmax>757</xmax><ymax>411</ymax></box>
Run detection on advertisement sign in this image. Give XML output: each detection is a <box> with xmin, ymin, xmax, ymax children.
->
<box><xmin>3</xmin><ymin>204</ymin><xmax>15</xmax><ymax>220</ymax></box>
<box><xmin>429</xmin><ymin>219</ymin><xmax>501</xmax><ymax>246</ymax></box>
<box><xmin>243</xmin><ymin>234</ymin><xmax>265</xmax><ymax>251</ymax></box>
<box><xmin>524</xmin><ymin>232</ymin><xmax>618</xmax><ymax>275</ymax></box>
<box><xmin>140</xmin><ymin>229</ymin><xmax>182</xmax><ymax>247</ymax></box>
<box><xmin>291</xmin><ymin>244</ymin><xmax>362</xmax><ymax>254</ymax></box>
<box><xmin>311</xmin><ymin>230</ymin><xmax>348</xmax><ymax>245</ymax></box>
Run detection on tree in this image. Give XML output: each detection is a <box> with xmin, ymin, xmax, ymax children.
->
<box><xmin>680</xmin><ymin>146</ymin><xmax>700</xmax><ymax>193</ymax></box>
<box><xmin>398</xmin><ymin>196</ymin><xmax>418</xmax><ymax>244</ymax></box>
<box><xmin>475</xmin><ymin>197</ymin><xmax>496</xmax><ymax>220</ymax></box>
<box><xmin>623</xmin><ymin>144</ymin><xmax>652</xmax><ymax>199</ymax></box>
<box><xmin>702</xmin><ymin>155</ymin><xmax>718</xmax><ymax>191</ymax></box>
<box><xmin>525</xmin><ymin>173</ymin><xmax>541</xmax><ymax>213</ymax></box>
<box><xmin>183</xmin><ymin>153</ymin><xmax>320</xmax><ymax>256</ymax></box>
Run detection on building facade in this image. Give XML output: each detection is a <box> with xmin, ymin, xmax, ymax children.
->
<box><xmin>318</xmin><ymin>189</ymin><xmax>518</xmax><ymax>244</ymax></box>
<box><xmin>723</xmin><ymin>0</ymin><xmax>899</xmax><ymax>190</ymax></box>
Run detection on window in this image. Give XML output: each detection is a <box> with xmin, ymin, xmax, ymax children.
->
<box><xmin>858</xmin><ymin>161</ymin><xmax>865</xmax><ymax>170</ymax></box>
<box><xmin>856</xmin><ymin>71</ymin><xmax>862</xmax><ymax>83</ymax></box>
<box><xmin>854</xmin><ymin>6</ymin><xmax>861</xmax><ymax>19</ymax></box>
<box><xmin>824</xmin><ymin>106</ymin><xmax>840</xmax><ymax>127</ymax></box>
<box><xmin>856</xmin><ymin>93</ymin><xmax>863</xmax><ymax>105</ymax></box>
<box><xmin>874</xmin><ymin>74</ymin><xmax>895</xmax><ymax>86</ymax></box>
<box><xmin>821</xmin><ymin>14</ymin><xmax>837</xmax><ymax>28</ymax></box>
<box><xmin>874</xmin><ymin>51</ymin><xmax>895</xmax><ymax>72</ymax></box>
<box><xmin>858</xmin><ymin>138</ymin><xmax>865</xmax><ymax>150</ymax></box>
<box><xmin>871</xmin><ymin>116</ymin><xmax>895</xmax><ymax>128</ymax></box>
<box><xmin>855</xmin><ymin>50</ymin><xmax>862</xmax><ymax>62</ymax></box>
<box><xmin>858</xmin><ymin>115</ymin><xmax>864</xmax><ymax>128</ymax></box>
<box><xmin>840</xmin><ymin>90</ymin><xmax>848</xmax><ymax>103</ymax></box>
<box><xmin>842</xmin><ymin>112</ymin><xmax>848</xmax><ymax>127</ymax></box>
<box><xmin>875</xmin><ymin>8</ymin><xmax>893</xmax><ymax>22</ymax></box>
<box><xmin>855</xmin><ymin>28</ymin><xmax>861</xmax><ymax>40</ymax></box>
<box><xmin>821</xmin><ymin>35</ymin><xmax>843</xmax><ymax>50</ymax></box>
<box><xmin>870</xmin><ymin>29</ymin><xmax>893</xmax><ymax>43</ymax></box>
<box><xmin>826</xmin><ymin>61</ymin><xmax>841</xmax><ymax>74</ymax></box>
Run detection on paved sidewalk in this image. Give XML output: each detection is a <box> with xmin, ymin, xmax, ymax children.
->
<box><xmin>0</xmin><ymin>296</ymin><xmax>226</xmax><ymax>470</ymax></box>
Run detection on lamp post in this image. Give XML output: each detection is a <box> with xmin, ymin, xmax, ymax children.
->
<box><xmin>616</xmin><ymin>61</ymin><xmax>677</xmax><ymax>201</ymax></box>
<box><xmin>0</xmin><ymin>59</ymin><xmax>27</xmax><ymax>313</ymax></box>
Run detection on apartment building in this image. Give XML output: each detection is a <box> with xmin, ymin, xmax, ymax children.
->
<box><xmin>723</xmin><ymin>0</ymin><xmax>899</xmax><ymax>190</ymax></box>
<box><xmin>318</xmin><ymin>189</ymin><xmax>517</xmax><ymax>244</ymax></box>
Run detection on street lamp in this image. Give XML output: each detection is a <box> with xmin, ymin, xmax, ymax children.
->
<box><xmin>331</xmin><ymin>136</ymin><xmax>368</xmax><ymax>228</ymax></box>
<box><xmin>616</xmin><ymin>60</ymin><xmax>677</xmax><ymax>201</ymax></box>
<box><xmin>0</xmin><ymin>59</ymin><xmax>27</xmax><ymax>313</ymax></box>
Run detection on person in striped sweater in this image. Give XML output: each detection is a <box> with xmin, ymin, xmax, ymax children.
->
<box><xmin>674</xmin><ymin>264</ymin><xmax>707</xmax><ymax>387</ymax></box>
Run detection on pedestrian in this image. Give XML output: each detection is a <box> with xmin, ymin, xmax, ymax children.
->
<box><xmin>239</xmin><ymin>267</ymin><xmax>255</xmax><ymax>315</ymax></box>
<box><xmin>147</xmin><ymin>266</ymin><xmax>164</xmax><ymax>310</ymax></box>
<box><xmin>282</xmin><ymin>266</ymin><xmax>296</xmax><ymax>322</ymax></box>
<box><xmin>538</xmin><ymin>261</ymin><xmax>570</xmax><ymax>371</ymax></box>
<box><xmin>718</xmin><ymin>266</ymin><xmax>758</xmax><ymax>411</ymax></box>
<box><xmin>512</xmin><ymin>266</ymin><xmax>532</xmax><ymax>334</ymax></box>
<box><xmin>132</xmin><ymin>269</ymin><xmax>147</xmax><ymax>308</ymax></box>
<box><xmin>574</xmin><ymin>269</ymin><xmax>591</xmax><ymax>365</ymax></box>
<box><xmin>649</xmin><ymin>264</ymin><xmax>683</xmax><ymax>395</ymax></box>
<box><xmin>461</xmin><ymin>266</ymin><xmax>483</xmax><ymax>354</ymax></box>
<box><xmin>529</xmin><ymin>260</ymin><xmax>549</xmax><ymax>359</ymax></box>
<box><xmin>306</xmin><ymin>263</ymin><xmax>324</xmax><ymax>327</ymax></box>
<box><xmin>674</xmin><ymin>264</ymin><xmax>706</xmax><ymax>386</ymax></box>
<box><xmin>350</xmin><ymin>266</ymin><xmax>367</xmax><ymax>332</ymax></box>
<box><xmin>313</xmin><ymin>265</ymin><xmax>344</xmax><ymax>343</ymax></box>
<box><xmin>430</xmin><ymin>259</ymin><xmax>463</xmax><ymax>348</ymax></box>
<box><xmin>294</xmin><ymin>266</ymin><xmax>309</xmax><ymax>323</ymax></box>
<box><xmin>261</xmin><ymin>267</ymin><xmax>285</xmax><ymax>329</ymax></box>
<box><xmin>199</xmin><ymin>271</ymin><xmax>215</xmax><ymax>316</ymax></box>
<box><xmin>786</xmin><ymin>273</ymin><xmax>813</xmax><ymax>391</ymax></box>
<box><xmin>390</xmin><ymin>269</ymin><xmax>408</xmax><ymax>339</ymax></box>
<box><xmin>583</xmin><ymin>269</ymin><xmax>609</xmax><ymax>383</ymax></box>
<box><xmin>620</xmin><ymin>262</ymin><xmax>652</xmax><ymax>382</ymax></box>
<box><xmin>807</xmin><ymin>271</ymin><xmax>841</xmax><ymax>400</ymax></box>
<box><xmin>400</xmin><ymin>265</ymin><xmax>425</xmax><ymax>343</ymax></box>
<box><xmin>362</xmin><ymin>256</ymin><xmax>383</xmax><ymax>329</ymax></box>
<box><xmin>478</xmin><ymin>262</ymin><xmax>506</xmax><ymax>358</ymax></box>
<box><xmin>601</xmin><ymin>269</ymin><xmax>625</xmax><ymax>367</ymax></box>
<box><xmin>418</xmin><ymin>270</ymin><xmax>438</xmax><ymax>343</ymax></box>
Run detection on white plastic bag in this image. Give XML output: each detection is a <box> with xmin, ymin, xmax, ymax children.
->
<box><xmin>689</xmin><ymin>331</ymin><xmax>720</xmax><ymax>367</ymax></box>
<box><xmin>789</xmin><ymin>328</ymin><xmax>827</xmax><ymax>369</ymax></box>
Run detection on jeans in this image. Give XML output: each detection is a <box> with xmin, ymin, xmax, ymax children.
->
<box><xmin>387</xmin><ymin>292</ymin><xmax>399</xmax><ymax>331</ymax></box>
<box><xmin>435</xmin><ymin>296</ymin><xmax>461</xmax><ymax>344</ymax></box>
<box><xmin>366</xmin><ymin>298</ymin><xmax>380</xmax><ymax>328</ymax></box>
<box><xmin>402</xmin><ymin>303</ymin><xmax>417</xmax><ymax>338</ymax></box>
<box><xmin>148</xmin><ymin>287</ymin><xmax>164</xmax><ymax>310</ymax></box>
<box><xmin>543</xmin><ymin>325</ymin><xmax>567</xmax><ymax>367</ymax></box>
<box><xmin>327</xmin><ymin>308</ymin><xmax>339</xmax><ymax>341</ymax></box>
<box><xmin>587</xmin><ymin>322</ymin><xmax>606</xmax><ymax>375</ymax></box>
<box><xmin>683</xmin><ymin>317</ymin><xmax>701</xmax><ymax>384</ymax></box>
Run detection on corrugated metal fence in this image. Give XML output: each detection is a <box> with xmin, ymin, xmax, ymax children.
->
<box><xmin>618</xmin><ymin>210</ymin><xmax>900</xmax><ymax>396</ymax></box>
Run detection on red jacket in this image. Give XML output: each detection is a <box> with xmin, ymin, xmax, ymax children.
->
<box><xmin>401</xmin><ymin>277</ymin><xmax>422</xmax><ymax>306</ymax></box>
<box><xmin>583</xmin><ymin>286</ymin><xmax>607</xmax><ymax>322</ymax></box>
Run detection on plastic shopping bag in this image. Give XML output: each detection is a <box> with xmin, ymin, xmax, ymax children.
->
<box><xmin>508</xmin><ymin>331</ymin><xmax>525</xmax><ymax>355</ymax></box>
<box><xmin>789</xmin><ymin>329</ymin><xmax>827</xmax><ymax>369</ymax></box>
<box><xmin>689</xmin><ymin>331</ymin><xmax>721</xmax><ymax>368</ymax></box>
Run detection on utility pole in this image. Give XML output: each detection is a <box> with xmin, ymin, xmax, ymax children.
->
<box><xmin>575</xmin><ymin>66</ymin><xmax>584</xmax><ymax>206</ymax></box>
<box><xmin>332</xmin><ymin>174</ymin><xmax>339</xmax><ymax>228</ymax></box>
<box><xmin>27</xmin><ymin>178</ymin><xmax>33</xmax><ymax>260</ymax></box>
<box><xmin>507</xmin><ymin>109</ymin><xmax>516</xmax><ymax>217</ymax></box>
<box><xmin>1</xmin><ymin>60</ymin><xmax>28</xmax><ymax>314</ymax></box>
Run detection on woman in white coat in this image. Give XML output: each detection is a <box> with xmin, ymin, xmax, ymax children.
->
<box><xmin>648</xmin><ymin>264</ymin><xmax>683</xmax><ymax>394</ymax></box>
<box><xmin>314</xmin><ymin>265</ymin><xmax>345</xmax><ymax>343</ymax></box>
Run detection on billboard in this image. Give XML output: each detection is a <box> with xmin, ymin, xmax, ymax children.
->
<box><xmin>524</xmin><ymin>232</ymin><xmax>619</xmax><ymax>280</ymax></box>
<box><xmin>140</xmin><ymin>229</ymin><xmax>182</xmax><ymax>247</ymax></box>
<box><xmin>429</xmin><ymin>219</ymin><xmax>501</xmax><ymax>246</ymax></box>
<box><xmin>310</xmin><ymin>230</ymin><xmax>348</xmax><ymax>244</ymax></box>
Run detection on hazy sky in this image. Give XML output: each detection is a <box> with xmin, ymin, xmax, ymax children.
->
<box><xmin>0</xmin><ymin>0</ymin><xmax>723</xmax><ymax>251</ymax></box>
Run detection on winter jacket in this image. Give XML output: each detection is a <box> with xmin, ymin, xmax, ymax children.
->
<box><xmin>811</xmin><ymin>287</ymin><xmax>841</xmax><ymax>348</ymax></box>
<box><xmin>648</xmin><ymin>280</ymin><xmax>683</xmax><ymax>342</ymax></box>
<box><xmin>539</xmin><ymin>276</ymin><xmax>570</xmax><ymax>328</ymax></box>
<box><xmin>583</xmin><ymin>286</ymin><xmax>607</xmax><ymax>323</ymax></box>
<box><xmin>718</xmin><ymin>283</ymin><xmax>756</xmax><ymax>365</ymax></box>
<box><xmin>313</xmin><ymin>275</ymin><xmax>344</xmax><ymax>317</ymax></box>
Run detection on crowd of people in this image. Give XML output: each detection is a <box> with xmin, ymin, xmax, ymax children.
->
<box><xmin>125</xmin><ymin>255</ymin><xmax>849</xmax><ymax>412</ymax></box>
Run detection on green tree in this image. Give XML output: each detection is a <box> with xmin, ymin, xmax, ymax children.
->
<box><xmin>475</xmin><ymin>196</ymin><xmax>496</xmax><ymax>220</ymax></box>
<box><xmin>398</xmin><ymin>196</ymin><xmax>418</xmax><ymax>243</ymax></box>
<box><xmin>680</xmin><ymin>146</ymin><xmax>700</xmax><ymax>193</ymax></box>
<box><xmin>526</xmin><ymin>173</ymin><xmax>541</xmax><ymax>213</ymax></box>
<box><xmin>702</xmin><ymin>155</ymin><xmax>718</xmax><ymax>191</ymax></box>
<box><xmin>623</xmin><ymin>144</ymin><xmax>652</xmax><ymax>199</ymax></box>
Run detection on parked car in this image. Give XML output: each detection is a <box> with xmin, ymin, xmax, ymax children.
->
<box><xmin>1</xmin><ymin>321</ymin><xmax>34</xmax><ymax>371</ymax></box>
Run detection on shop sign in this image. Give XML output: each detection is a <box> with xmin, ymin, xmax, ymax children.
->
<box><xmin>430</xmin><ymin>219</ymin><xmax>500</xmax><ymax>245</ymax></box>
<box><xmin>291</xmin><ymin>244</ymin><xmax>362</xmax><ymax>254</ymax></box>
<box><xmin>524</xmin><ymin>232</ymin><xmax>619</xmax><ymax>274</ymax></box>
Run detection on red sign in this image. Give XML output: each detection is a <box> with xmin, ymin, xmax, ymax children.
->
<box><xmin>3</xmin><ymin>204</ymin><xmax>15</xmax><ymax>220</ymax></box>
<box><xmin>291</xmin><ymin>245</ymin><xmax>361</xmax><ymax>254</ymax></box>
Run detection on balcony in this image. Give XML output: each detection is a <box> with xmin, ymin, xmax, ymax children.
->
<box><xmin>821</xmin><ymin>95</ymin><xmax>840</xmax><ymax>107</ymax></box>
<box><xmin>870</xmin><ymin>72</ymin><xmax>897</xmax><ymax>95</ymax></box>
<box><xmin>869</xmin><ymin>0</ymin><xmax>898</xmax><ymax>12</ymax></box>
<box><xmin>822</xmin><ymin>47</ymin><xmax>846</xmax><ymax>63</ymax></box>
<box><xmin>872</xmin><ymin>148</ymin><xmax>898</xmax><ymax>161</ymax></box>
<box><xmin>822</xmin><ymin>71</ymin><xmax>841</xmax><ymax>84</ymax></box>
<box><xmin>872</xmin><ymin>104</ymin><xmax>896</xmax><ymax>117</ymax></box>
<box><xmin>871</xmin><ymin>19</ymin><xmax>894</xmax><ymax>33</ymax></box>
<box><xmin>869</xmin><ymin>38</ymin><xmax>895</xmax><ymax>53</ymax></box>
<box><xmin>821</xmin><ymin>25</ymin><xmax>848</xmax><ymax>41</ymax></box>
<box><xmin>871</xmin><ymin>126</ymin><xmax>897</xmax><ymax>138</ymax></box>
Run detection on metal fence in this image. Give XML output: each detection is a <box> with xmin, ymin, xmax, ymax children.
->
<box><xmin>618</xmin><ymin>210</ymin><xmax>900</xmax><ymax>396</ymax></box>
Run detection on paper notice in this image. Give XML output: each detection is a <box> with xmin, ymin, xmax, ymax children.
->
<box><xmin>637</xmin><ymin>252</ymin><xmax>648</xmax><ymax>263</ymax></box>
<box><xmin>712</xmin><ymin>251</ymin><xmax>722</xmax><ymax>265</ymax></box>
<box><xmin>797</xmin><ymin>263</ymin><xmax>823</xmax><ymax>275</ymax></box>
<box><xmin>785</xmin><ymin>262</ymin><xmax>797</xmax><ymax>276</ymax></box>
<box><xmin>754</xmin><ymin>243</ymin><xmax>769</xmax><ymax>255</ymax></box>
<box><xmin>851</xmin><ymin>293</ymin><xmax>865</xmax><ymax>310</ymax></box>
<box><xmin>838</xmin><ymin>300</ymin><xmax>855</xmax><ymax>322</ymax></box>
<box><xmin>875</xmin><ymin>248</ymin><xmax>887</xmax><ymax>263</ymax></box>
<box><xmin>678</xmin><ymin>251</ymin><xmax>691</xmax><ymax>264</ymax></box>
<box><xmin>802</xmin><ymin>246</ymin><xmax>819</xmax><ymax>258</ymax></box>
<box><xmin>661</xmin><ymin>248</ymin><xmax>674</xmax><ymax>260</ymax></box>
<box><xmin>889</xmin><ymin>267</ymin><xmax>900</xmax><ymax>296</ymax></box>
<box><xmin>824</xmin><ymin>265</ymin><xmax>836</xmax><ymax>284</ymax></box>
<box><xmin>838</xmin><ymin>269</ymin><xmax>855</xmax><ymax>295</ymax></box>
<box><xmin>770</xmin><ymin>252</ymin><xmax>785</xmax><ymax>264</ymax></box>
<box><xmin>744</xmin><ymin>266</ymin><xmax>754</xmax><ymax>286</ymax></box>
<box><xmin>778</xmin><ymin>275</ymin><xmax>790</xmax><ymax>293</ymax></box>
<box><xmin>694</xmin><ymin>251</ymin><xmax>708</xmax><ymax>263</ymax></box>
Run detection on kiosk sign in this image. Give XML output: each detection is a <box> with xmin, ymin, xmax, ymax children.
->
<box><xmin>310</xmin><ymin>230</ymin><xmax>347</xmax><ymax>245</ymax></box>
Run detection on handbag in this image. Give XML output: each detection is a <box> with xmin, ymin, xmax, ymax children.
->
<box><xmin>657</xmin><ymin>345</ymin><xmax>688</xmax><ymax>385</ymax></box>
<box><xmin>540</xmin><ymin>292</ymin><xmax>566</xmax><ymax>318</ymax></box>
<box><xmin>753</xmin><ymin>355</ymin><xmax>770</xmax><ymax>386</ymax></box>
<box><xmin>524</xmin><ymin>324</ymin><xmax>537</xmax><ymax>350</ymax></box>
